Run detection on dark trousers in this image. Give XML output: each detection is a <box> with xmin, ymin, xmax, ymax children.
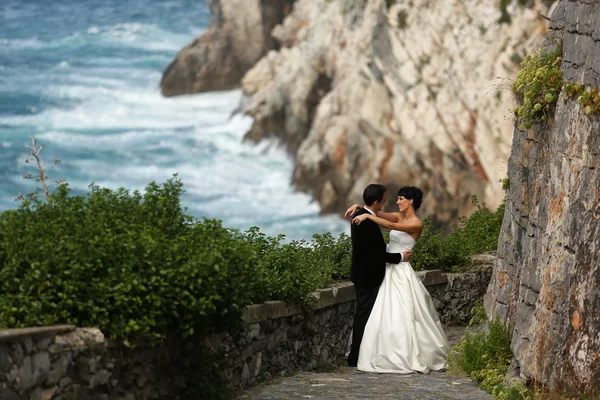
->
<box><xmin>347</xmin><ymin>285</ymin><xmax>379</xmax><ymax>365</ymax></box>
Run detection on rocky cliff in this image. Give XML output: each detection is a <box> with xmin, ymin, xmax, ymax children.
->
<box><xmin>485</xmin><ymin>0</ymin><xmax>600</xmax><ymax>395</ymax></box>
<box><xmin>160</xmin><ymin>0</ymin><xmax>295</xmax><ymax>96</ymax></box>
<box><xmin>161</xmin><ymin>0</ymin><xmax>552</xmax><ymax>224</ymax></box>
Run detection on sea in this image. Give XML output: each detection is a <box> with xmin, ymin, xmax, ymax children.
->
<box><xmin>0</xmin><ymin>0</ymin><xmax>349</xmax><ymax>241</ymax></box>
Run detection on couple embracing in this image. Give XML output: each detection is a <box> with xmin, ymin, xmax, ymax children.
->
<box><xmin>345</xmin><ymin>184</ymin><xmax>449</xmax><ymax>374</ymax></box>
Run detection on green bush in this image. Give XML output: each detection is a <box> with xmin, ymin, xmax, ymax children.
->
<box><xmin>0</xmin><ymin>179</ymin><xmax>257</xmax><ymax>343</ymax></box>
<box><xmin>411</xmin><ymin>197</ymin><xmax>504</xmax><ymax>272</ymax></box>
<box><xmin>449</xmin><ymin>305</ymin><xmax>534</xmax><ymax>400</ymax></box>
<box><xmin>0</xmin><ymin>178</ymin><xmax>351</xmax><ymax>344</ymax></box>
<box><xmin>0</xmin><ymin>171</ymin><xmax>503</xmax><ymax>344</ymax></box>
<box><xmin>513</xmin><ymin>43</ymin><xmax>563</xmax><ymax>130</ymax></box>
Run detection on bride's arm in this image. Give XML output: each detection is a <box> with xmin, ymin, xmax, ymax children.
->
<box><xmin>344</xmin><ymin>204</ymin><xmax>400</xmax><ymax>222</ymax></box>
<box><xmin>374</xmin><ymin>210</ymin><xmax>401</xmax><ymax>223</ymax></box>
<box><xmin>352</xmin><ymin>213</ymin><xmax>423</xmax><ymax>234</ymax></box>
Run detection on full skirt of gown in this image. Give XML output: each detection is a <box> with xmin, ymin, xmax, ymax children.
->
<box><xmin>357</xmin><ymin>230</ymin><xmax>450</xmax><ymax>374</ymax></box>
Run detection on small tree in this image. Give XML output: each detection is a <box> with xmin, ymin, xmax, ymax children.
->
<box><xmin>15</xmin><ymin>135</ymin><xmax>65</xmax><ymax>204</ymax></box>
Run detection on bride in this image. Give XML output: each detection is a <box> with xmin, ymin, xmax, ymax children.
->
<box><xmin>345</xmin><ymin>186</ymin><xmax>449</xmax><ymax>374</ymax></box>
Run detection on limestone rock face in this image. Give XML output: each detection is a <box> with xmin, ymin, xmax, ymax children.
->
<box><xmin>160</xmin><ymin>0</ymin><xmax>295</xmax><ymax>96</ymax></box>
<box><xmin>485</xmin><ymin>0</ymin><xmax>600</xmax><ymax>394</ymax></box>
<box><xmin>242</xmin><ymin>0</ymin><xmax>551</xmax><ymax>221</ymax></box>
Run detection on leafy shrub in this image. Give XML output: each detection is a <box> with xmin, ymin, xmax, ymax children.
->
<box><xmin>0</xmin><ymin>177</ymin><xmax>354</xmax><ymax>344</ymax></box>
<box><xmin>0</xmin><ymin>179</ymin><xmax>258</xmax><ymax>344</ymax></box>
<box><xmin>449</xmin><ymin>305</ymin><xmax>534</xmax><ymax>400</ymax></box>
<box><xmin>410</xmin><ymin>219</ymin><xmax>466</xmax><ymax>271</ymax></box>
<box><xmin>468</xmin><ymin>300</ymin><xmax>487</xmax><ymax>326</ymax></box>
<box><xmin>513</xmin><ymin>44</ymin><xmax>563</xmax><ymax>130</ymax></box>
<box><xmin>0</xmin><ymin>159</ymin><xmax>504</xmax><ymax>345</ymax></box>
<box><xmin>411</xmin><ymin>197</ymin><xmax>504</xmax><ymax>272</ymax></box>
<box><xmin>242</xmin><ymin>229</ymin><xmax>351</xmax><ymax>306</ymax></box>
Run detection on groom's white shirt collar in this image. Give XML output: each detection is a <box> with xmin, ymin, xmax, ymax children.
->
<box><xmin>363</xmin><ymin>206</ymin><xmax>375</xmax><ymax>215</ymax></box>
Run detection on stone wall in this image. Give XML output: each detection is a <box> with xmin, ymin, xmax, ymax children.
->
<box><xmin>0</xmin><ymin>261</ymin><xmax>493</xmax><ymax>399</ymax></box>
<box><xmin>429</xmin><ymin>253</ymin><xmax>495</xmax><ymax>324</ymax></box>
<box><xmin>484</xmin><ymin>0</ymin><xmax>600</xmax><ymax>395</ymax></box>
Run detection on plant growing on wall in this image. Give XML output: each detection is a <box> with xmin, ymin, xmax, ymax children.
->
<box><xmin>512</xmin><ymin>44</ymin><xmax>563</xmax><ymax>130</ymax></box>
<box><xmin>564</xmin><ymin>82</ymin><xmax>600</xmax><ymax>116</ymax></box>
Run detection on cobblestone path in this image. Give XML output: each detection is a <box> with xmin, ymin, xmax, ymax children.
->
<box><xmin>239</xmin><ymin>326</ymin><xmax>491</xmax><ymax>400</ymax></box>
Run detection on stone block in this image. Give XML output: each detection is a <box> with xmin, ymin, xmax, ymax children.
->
<box><xmin>0</xmin><ymin>387</ymin><xmax>22</xmax><ymax>400</ymax></box>
<box><xmin>58</xmin><ymin>376</ymin><xmax>72</xmax><ymax>389</ymax></box>
<box><xmin>417</xmin><ymin>270</ymin><xmax>448</xmax><ymax>286</ymax></box>
<box><xmin>35</xmin><ymin>337</ymin><xmax>52</xmax><ymax>352</ymax></box>
<box><xmin>46</xmin><ymin>355</ymin><xmax>70</xmax><ymax>387</ymax></box>
<box><xmin>40</xmin><ymin>387</ymin><xmax>56</xmax><ymax>400</ymax></box>
<box><xmin>21</xmin><ymin>338</ymin><xmax>33</xmax><ymax>355</ymax></box>
<box><xmin>0</xmin><ymin>346</ymin><xmax>11</xmax><ymax>373</ymax></box>
<box><xmin>89</xmin><ymin>370</ymin><xmax>111</xmax><ymax>388</ymax></box>
<box><xmin>29</xmin><ymin>387</ymin><xmax>41</xmax><ymax>400</ymax></box>
<box><xmin>10</xmin><ymin>343</ymin><xmax>23</xmax><ymax>365</ymax></box>
<box><xmin>19</xmin><ymin>356</ymin><xmax>34</xmax><ymax>389</ymax></box>
<box><xmin>31</xmin><ymin>352</ymin><xmax>50</xmax><ymax>386</ymax></box>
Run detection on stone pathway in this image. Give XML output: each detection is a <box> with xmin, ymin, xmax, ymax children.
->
<box><xmin>239</xmin><ymin>326</ymin><xmax>491</xmax><ymax>400</ymax></box>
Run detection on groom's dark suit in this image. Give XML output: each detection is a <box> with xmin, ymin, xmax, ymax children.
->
<box><xmin>347</xmin><ymin>208</ymin><xmax>403</xmax><ymax>366</ymax></box>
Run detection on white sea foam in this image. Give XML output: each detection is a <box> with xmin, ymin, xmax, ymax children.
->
<box><xmin>0</xmin><ymin>0</ymin><xmax>348</xmax><ymax>240</ymax></box>
<box><xmin>5</xmin><ymin>84</ymin><xmax>242</xmax><ymax>130</ymax></box>
<box><xmin>2</xmin><ymin>22</ymin><xmax>191</xmax><ymax>53</ymax></box>
<box><xmin>95</xmin><ymin>22</ymin><xmax>196</xmax><ymax>52</ymax></box>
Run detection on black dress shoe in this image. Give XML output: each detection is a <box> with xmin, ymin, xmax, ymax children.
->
<box><xmin>347</xmin><ymin>359</ymin><xmax>357</xmax><ymax>367</ymax></box>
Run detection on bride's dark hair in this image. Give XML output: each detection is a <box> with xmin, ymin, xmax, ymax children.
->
<box><xmin>397</xmin><ymin>186</ymin><xmax>423</xmax><ymax>210</ymax></box>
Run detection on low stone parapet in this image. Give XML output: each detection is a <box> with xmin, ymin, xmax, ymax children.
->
<box><xmin>0</xmin><ymin>254</ymin><xmax>494</xmax><ymax>399</ymax></box>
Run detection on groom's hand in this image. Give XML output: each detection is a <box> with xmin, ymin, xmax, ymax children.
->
<box><xmin>402</xmin><ymin>251</ymin><xmax>411</xmax><ymax>262</ymax></box>
<box><xmin>385</xmin><ymin>252</ymin><xmax>403</xmax><ymax>264</ymax></box>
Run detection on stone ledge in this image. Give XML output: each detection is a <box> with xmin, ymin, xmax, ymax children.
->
<box><xmin>241</xmin><ymin>272</ymin><xmax>452</xmax><ymax>323</ymax></box>
<box><xmin>467</xmin><ymin>252</ymin><xmax>497</xmax><ymax>267</ymax></box>
<box><xmin>242</xmin><ymin>282</ymin><xmax>356</xmax><ymax>323</ymax></box>
<box><xmin>243</xmin><ymin>301</ymin><xmax>303</xmax><ymax>323</ymax></box>
<box><xmin>0</xmin><ymin>325</ymin><xmax>76</xmax><ymax>342</ymax></box>
<box><xmin>416</xmin><ymin>269</ymin><xmax>448</xmax><ymax>286</ymax></box>
<box><xmin>310</xmin><ymin>282</ymin><xmax>356</xmax><ymax>308</ymax></box>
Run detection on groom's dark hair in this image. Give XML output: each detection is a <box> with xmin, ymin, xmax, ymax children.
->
<box><xmin>363</xmin><ymin>184</ymin><xmax>387</xmax><ymax>206</ymax></box>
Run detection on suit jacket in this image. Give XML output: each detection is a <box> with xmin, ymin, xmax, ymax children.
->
<box><xmin>350</xmin><ymin>208</ymin><xmax>401</xmax><ymax>290</ymax></box>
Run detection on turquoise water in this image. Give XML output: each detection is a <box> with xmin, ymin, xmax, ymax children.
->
<box><xmin>0</xmin><ymin>0</ymin><xmax>348</xmax><ymax>240</ymax></box>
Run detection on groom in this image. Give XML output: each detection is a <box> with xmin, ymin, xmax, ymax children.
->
<box><xmin>346</xmin><ymin>183</ymin><xmax>410</xmax><ymax>367</ymax></box>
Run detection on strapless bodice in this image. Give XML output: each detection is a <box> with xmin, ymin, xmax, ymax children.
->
<box><xmin>386</xmin><ymin>230</ymin><xmax>416</xmax><ymax>253</ymax></box>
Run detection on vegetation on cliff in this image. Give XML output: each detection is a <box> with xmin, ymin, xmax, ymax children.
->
<box><xmin>564</xmin><ymin>82</ymin><xmax>600</xmax><ymax>116</ymax></box>
<box><xmin>513</xmin><ymin>41</ymin><xmax>600</xmax><ymax>129</ymax></box>
<box><xmin>512</xmin><ymin>43</ymin><xmax>563</xmax><ymax>130</ymax></box>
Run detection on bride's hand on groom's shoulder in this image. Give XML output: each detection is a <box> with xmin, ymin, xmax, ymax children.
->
<box><xmin>352</xmin><ymin>214</ymin><xmax>369</xmax><ymax>225</ymax></box>
<box><xmin>344</xmin><ymin>204</ymin><xmax>362</xmax><ymax>219</ymax></box>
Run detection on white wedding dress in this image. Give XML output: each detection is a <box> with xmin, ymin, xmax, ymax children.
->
<box><xmin>357</xmin><ymin>230</ymin><xmax>450</xmax><ymax>374</ymax></box>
